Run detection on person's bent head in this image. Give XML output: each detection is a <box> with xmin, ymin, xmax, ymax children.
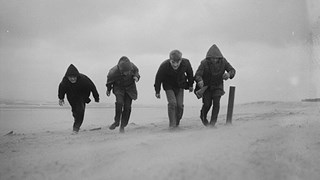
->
<box><xmin>118</xmin><ymin>56</ymin><xmax>132</xmax><ymax>75</ymax></box>
<box><xmin>169</xmin><ymin>50</ymin><xmax>182</xmax><ymax>70</ymax></box>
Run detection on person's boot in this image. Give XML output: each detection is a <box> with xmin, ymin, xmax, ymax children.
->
<box><xmin>109</xmin><ymin>103</ymin><xmax>122</xmax><ymax>130</ymax></box>
<box><xmin>120</xmin><ymin>106</ymin><xmax>131</xmax><ymax>129</ymax></box>
<box><xmin>109</xmin><ymin>122</ymin><xmax>119</xmax><ymax>130</ymax></box>
<box><xmin>210</xmin><ymin>97</ymin><xmax>220</xmax><ymax>128</ymax></box>
<box><xmin>200</xmin><ymin>110</ymin><xmax>209</xmax><ymax>126</ymax></box>
<box><xmin>176</xmin><ymin>105</ymin><xmax>183</xmax><ymax>126</ymax></box>
<box><xmin>176</xmin><ymin>119</ymin><xmax>180</xmax><ymax>127</ymax></box>
<box><xmin>72</xmin><ymin>127</ymin><xmax>79</xmax><ymax>134</ymax></box>
<box><xmin>119</xmin><ymin>126</ymin><xmax>125</xmax><ymax>133</ymax></box>
<box><xmin>209</xmin><ymin>120</ymin><xmax>216</xmax><ymax>128</ymax></box>
<box><xmin>168</xmin><ymin>104</ymin><xmax>177</xmax><ymax>128</ymax></box>
<box><xmin>209</xmin><ymin>113</ymin><xmax>218</xmax><ymax>128</ymax></box>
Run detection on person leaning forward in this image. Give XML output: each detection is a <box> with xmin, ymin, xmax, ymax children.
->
<box><xmin>106</xmin><ymin>56</ymin><xmax>140</xmax><ymax>133</ymax></box>
<box><xmin>194</xmin><ymin>44</ymin><xmax>235</xmax><ymax>127</ymax></box>
<box><xmin>58</xmin><ymin>64</ymin><xmax>100</xmax><ymax>133</ymax></box>
<box><xmin>154</xmin><ymin>50</ymin><xmax>194</xmax><ymax>129</ymax></box>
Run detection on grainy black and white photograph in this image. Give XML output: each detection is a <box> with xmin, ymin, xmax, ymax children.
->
<box><xmin>1</xmin><ymin>0</ymin><xmax>320</xmax><ymax>179</ymax></box>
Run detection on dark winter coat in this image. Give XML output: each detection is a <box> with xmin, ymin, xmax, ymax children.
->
<box><xmin>58</xmin><ymin>64</ymin><xmax>100</xmax><ymax>103</ymax></box>
<box><xmin>106</xmin><ymin>59</ymin><xmax>140</xmax><ymax>100</ymax></box>
<box><xmin>195</xmin><ymin>44</ymin><xmax>236</xmax><ymax>96</ymax></box>
<box><xmin>154</xmin><ymin>58</ymin><xmax>194</xmax><ymax>94</ymax></box>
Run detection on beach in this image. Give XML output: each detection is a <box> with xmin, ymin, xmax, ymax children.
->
<box><xmin>1</xmin><ymin>101</ymin><xmax>320</xmax><ymax>180</ymax></box>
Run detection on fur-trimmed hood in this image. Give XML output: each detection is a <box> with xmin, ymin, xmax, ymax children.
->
<box><xmin>206</xmin><ymin>44</ymin><xmax>223</xmax><ymax>59</ymax></box>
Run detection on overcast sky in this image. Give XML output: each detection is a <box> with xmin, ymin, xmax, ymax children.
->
<box><xmin>0</xmin><ymin>0</ymin><xmax>319</xmax><ymax>105</ymax></box>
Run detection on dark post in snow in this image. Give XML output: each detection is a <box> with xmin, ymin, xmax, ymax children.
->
<box><xmin>226</xmin><ymin>86</ymin><xmax>235</xmax><ymax>124</ymax></box>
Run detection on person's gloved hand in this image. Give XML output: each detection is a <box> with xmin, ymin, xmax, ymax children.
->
<box><xmin>222</xmin><ymin>72</ymin><xmax>230</xmax><ymax>80</ymax></box>
<box><xmin>133</xmin><ymin>76</ymin><xmax>139</xmax><ymax>82</ymax></box>
<box><xmin>189</xmin><ymin>87</ymin><xmax>193</xmax><ymax>92</ymax></box>
<box><xmin>59</xmin><ymin>99</ymin><xmax>64</xmax><ymax>106</ymax></box>
<box><xmin>106</xmin><ymin>91</ymin><xmax>111</xmax><ymax>97</ymax></box>
<box><xmin>198</xmin><ymin>81</ymin><xmax>204</xmax><ymax>88</ymax></box>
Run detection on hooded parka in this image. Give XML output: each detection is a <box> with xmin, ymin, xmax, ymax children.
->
<box><xmin>106</xmin><ymin>57</ymin><xmax>140</xmax><ymax>100</ymax></box>
<box><xmin>58</xmin><ymin>64</ymin><xmax>100</xmax><ymax>103</ymax></box>
<box><xmin>195</xmin><ymin>44</ymin><xmax>235</xmax><ymax>96</ymax></box>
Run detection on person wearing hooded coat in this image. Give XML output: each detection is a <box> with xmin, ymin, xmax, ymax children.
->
<box><xmin>58</xmin><ymin>64</ymin><xmax>100</xmax><ymax>133</ymax></box>
<box><xmin>106</xmin><ymin>56</ymin><xmax>140</xmax><ymax>133</ymax></box>
<box><xmin>154</xmin><ymin>50</ymin><xmax>194</xmax><ymax>128</ymax></box>
<box><xmin>194</xmin><ymin>44</ymin><xmax>236</xmax><ymax>127</ymax></box>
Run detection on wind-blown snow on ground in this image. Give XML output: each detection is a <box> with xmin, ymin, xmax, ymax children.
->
<box><xmin>1</xmin><ymin>101</ymin><xmax>320</xmax><ymax>180</ymax></box>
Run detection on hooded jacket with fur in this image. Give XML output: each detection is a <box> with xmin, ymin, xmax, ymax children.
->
<box><xmin>58</xmin><ymin>64</ymin><xmax>99</xmax><ymax>103</ymax></box>
<box><xmin>106</xmin><ymin>57</ymin><xmax>140</xmax><ymax>100</ymax></box>
<box><xmin>195</xmin><ymin>44</ymin><xmax>236</xmax><ymax>96</ymax></box>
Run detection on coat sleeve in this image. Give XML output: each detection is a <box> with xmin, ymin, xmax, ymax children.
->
<box><xmin>185</xmin><ymin>60</ymin><xmax>194</xmax><ymax>88</ymax></box>
<box><xmin>106</xmin><ymin>66</ymin><xmax>117</xmax><ymax>92</ymax></box>
<box><xmin>106</xmin><ymin>73</ymin><xmax>113</xmax><ymax>92</ymax></box>
<box><xmin>87</xmin><ymin>77</ymin><xmax>99</xmax><ymax>102</ymax></box>
<box><xmin>58</xmin><ymin>80</ymin><xmax>66</xmax><ymax>100</ymax></box>
<box><xmin>224</xmin><ymin>59</ymin><xmax>236</xmax><ymax>79</ymax></box>
<box><xmin>154</xmin><ymin>62</ymin><xmax>165</xmax><ymax>94</ymax></box>
<box><xmin>132</xmin><ymin>63</ymin><xmax>140</xmax><ymax>81</ymax></box>
<box><xmin>106</xmin><ymin>83</ymin><xmax>113</xmax><ymax>92</ymax></box>
<box><xmin>194</xmin><ymin>61</ymin><xmax>205</xmax><ymax>83</ymax></box>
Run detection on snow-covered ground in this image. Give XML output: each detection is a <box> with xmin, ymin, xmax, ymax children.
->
<box><xmin>1</xmin><ymin>101</ymin><xmax>320</xmax><ymax>180</ymax></box>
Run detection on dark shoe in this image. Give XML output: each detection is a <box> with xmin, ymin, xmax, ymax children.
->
<box><xmin>119</xmin><ymin>127</ymin><xmax>125</xmax><ymax>133</ymax></box>
<box><xmin>109</xmin><ymin>122</ymin><xmax>119</xmax><ymax>130</ymax></box>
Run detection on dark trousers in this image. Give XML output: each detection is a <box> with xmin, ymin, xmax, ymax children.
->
<box><xmin>114</xmin><ymin>93</ymin><xmax>133</xmax><ymax>128</ymax></box>
<box><xmin>201</xmin><ymin>90</ymin><xmax>221</xmax><ymax>125</ymax></box>
<box><xmin>69</xmin><ymin>99</ymin><xmax>86</xmax><ymax>131</ymax></box>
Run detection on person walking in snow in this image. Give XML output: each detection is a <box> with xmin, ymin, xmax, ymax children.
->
<box><xmin>194</xmin><ymin>44</ymin><xmax>236</xmax><ymax>127</ymax></box>
<box><xmin>154</xmin><ymin>50</ymin><xmax>194</xmax><ymax>128</ymax></box>
<box><xmin>58</xmin><ymin>64</ymin><xmax>100</xmax><ymax>133</ymax></box>
<box><xmin>106</xmin><ymin>56</ymin><xmax>140</xmax><ymax>133</ymax></box>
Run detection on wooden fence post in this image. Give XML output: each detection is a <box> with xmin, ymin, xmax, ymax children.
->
<box><xmin>226</xmin><ymin>86</ymin><xmax>235</xmax><ymax>124</ymax></box>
